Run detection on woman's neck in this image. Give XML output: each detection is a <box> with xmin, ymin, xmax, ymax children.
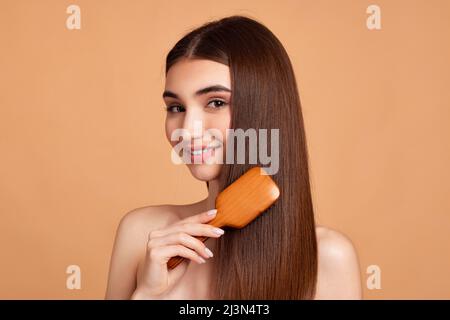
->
<box><xmin>205</xmin><ymin>178</ymin><xmax>220</xmax><ymax>210</ymax></box>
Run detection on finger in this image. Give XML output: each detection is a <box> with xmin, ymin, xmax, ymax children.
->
<box><xmin>150</xmin><ymin>222</ymin><xmax>225</xmax><ymax>239</ymax></box>
<box><xmin>149</xmin><ymin>244</ymin><xmax>206</xmax><ymax>265</ymax></box>
<box><xmin>148</xmin><ymin>232</ymin><xmax>214</xmax><ymax>259</ymax></box>
<box><xmin>176</xmin><ymin>209</ymin><xmax>218</xmax><ymax>225</ymax></box>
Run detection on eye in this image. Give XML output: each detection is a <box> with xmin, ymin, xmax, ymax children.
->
<box><xmin>166</xmin><ymin>105</ymin><xmax>186</xmax><ymax>113</ymax></box>
<box><xmin>207</xmin><ymin>99</ymin><xmax>228</xmax><ymax>109</ymax></box>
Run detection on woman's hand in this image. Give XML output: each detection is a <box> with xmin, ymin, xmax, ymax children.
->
<box><xmin>131</xmin><ymin>209</ymin><xmax>224</xmax><ymax>299</ymax></box>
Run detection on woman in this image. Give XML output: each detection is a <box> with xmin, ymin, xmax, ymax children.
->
<box><xmin>105</xmin><ymin>15</ymin><xmax>362</xmax><ymax>300</ymax></box>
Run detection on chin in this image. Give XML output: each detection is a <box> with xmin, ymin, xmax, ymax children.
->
<box><xmin>187</xmin><ymin>164</ymin><xmax>221</xmax><ymax>181</ymax></box>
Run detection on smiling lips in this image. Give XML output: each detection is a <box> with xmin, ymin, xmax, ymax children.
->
<box><xmin>186</xmin><ymin>142</ymin><xmax>221</xmax><ymax>163</ymax></box>
<box><xmin>189</xmin><ymin>145</ymin><xmax>216</xmax><ymax>155</ymax></box>
<box><xmin>187</xmin><ymin>142</ymin><xmax>222</xmax><ymax>155</ymax></box>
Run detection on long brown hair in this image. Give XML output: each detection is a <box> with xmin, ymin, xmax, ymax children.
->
<box><xmin>165</xmin><ymin>15</ymin><xmax>317</xmax><ymax>299</ymax></box>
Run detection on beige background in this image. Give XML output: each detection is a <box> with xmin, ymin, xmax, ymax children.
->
<box><xmin>0</xmin><ymin>0</ymin><xmax>449</xmax><ymax>299</ymax></box>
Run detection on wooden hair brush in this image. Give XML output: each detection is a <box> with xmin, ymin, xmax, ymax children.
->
<box><xmin>167</xmin><ymin>166</ymin><xmax>280</xmax><ymax>269</ymax></box>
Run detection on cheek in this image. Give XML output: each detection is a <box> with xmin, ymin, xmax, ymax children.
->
<box><xmin>165</xmin><ymin>118</ymin><xmax>179</xmax><ymax>146</ymax></box>
<box><xmin>218</xmin><ymin>111</ymin><xmax>231</xmax><ymax>143</ymax></box>
<box><xmin>206</xmin><ymin>111</ymin><xmax>231</xmax><ymax>153</ymax></box>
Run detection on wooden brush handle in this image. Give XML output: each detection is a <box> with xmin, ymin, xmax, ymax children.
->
<box><xmin>167</xmin><ymin>236</ymin><xmax>209</xmax><ymax>269</ymax></box>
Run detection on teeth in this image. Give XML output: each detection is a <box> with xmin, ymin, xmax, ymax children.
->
<box><xmin>191</xmin><ymin>147</ymin><xmax>209</xmax><ymax>155</ymax></box>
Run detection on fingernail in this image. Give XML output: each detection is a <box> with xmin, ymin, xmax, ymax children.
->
<box><xmin>213</xmin><ymin>228</ymin><xmax>224</xmax><ymax>235</ymax></box>
<box><xmin>199</xmin><ymin>257</ymin><xmax>206</xmax><ymax>264</ymax></box>
<box><xmin>207</xmin><ymin>209</ymin><xmax>217</xmax><ymax>216</ymax></box>
<box><xmin>205</xmin><ymin>247</ymin><xmax>214</xmax><ymax>258</ymax></box>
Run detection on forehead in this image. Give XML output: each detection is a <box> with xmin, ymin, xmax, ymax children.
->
<box><xmin>165</xmin><ymin>59</ymin><xmax>230</xmax><ymax>95</ymax></box>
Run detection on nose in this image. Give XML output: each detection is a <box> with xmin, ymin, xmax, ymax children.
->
<box><xmin>182</xmin><ymin>107</ymin><xmax>205</xmax><ymax>140</ymax></box>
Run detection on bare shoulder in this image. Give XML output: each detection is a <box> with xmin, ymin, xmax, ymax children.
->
<box><xmin>314</xmin><ymin>226</ymin><xmax>362</xmax><ymax>300</ymax></box>
<box><xmin>118</xmin><ymin>201</ymin><xmax>203</xmax><ymax>233</ymax></box>
<box><xmin>118</xmin><ymin>204</ymin><xmax>181</xmax><ymax>234</ymax></box>
<box><xmin>114</xmin><ymin>200</ymin><xmax>206</xmax><ymax>258</ymax></box>
<box><xmin>316</xmin><ymin>226</ymin><xmax>359</xmax><ymax>265</ymax></box>
<box><xmin>105</xmin><ymin>204</ymin><xmax>183</xmax><ymax>299</ymax></box>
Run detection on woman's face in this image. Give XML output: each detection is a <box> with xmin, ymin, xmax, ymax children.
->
<box><xmin>164</xmin><ymin>58</ymin><xmax>231</xmax><ymax>181</ymax></box>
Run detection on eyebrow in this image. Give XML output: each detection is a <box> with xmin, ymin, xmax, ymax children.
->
<box><xmin>162</xmin><ymin>84</ymin><xmax>231</xmax><ymax>99</ymax></box>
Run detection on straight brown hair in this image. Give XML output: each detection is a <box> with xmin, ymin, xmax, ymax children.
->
<box><xmin>165</xmin><ymin>15</ymin><xmax>317</xmax><ymax>299</ymax></box>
